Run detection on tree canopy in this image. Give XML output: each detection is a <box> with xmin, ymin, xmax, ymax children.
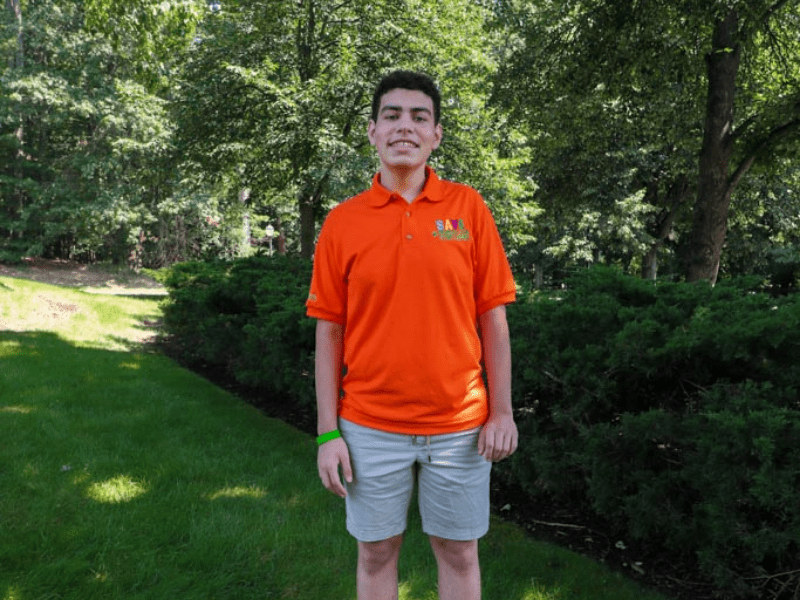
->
<box><xmin>493</xmin><ymin>0</ymin><xmax>800</xmax><ymax>284</ymax></box>
<box><xmin>2</xmin><ymin>0</ymin><xmax>799</xmax><ymax>285</ymax></box>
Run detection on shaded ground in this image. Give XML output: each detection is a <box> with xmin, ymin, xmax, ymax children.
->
<box><xmin>0</xmin><ymin>259</ymin><xmax>722</xmax><ymax>600</ymax></box>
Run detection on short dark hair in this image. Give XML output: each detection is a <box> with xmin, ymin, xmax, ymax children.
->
<box><xmin>370</xmin><ymin>70</ymin><xmax>441</xmax><ymax>125</ymax></box>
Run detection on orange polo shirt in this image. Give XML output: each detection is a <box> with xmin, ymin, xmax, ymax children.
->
<box><xmin>306</xmin><ymin>167</ymin><xmax>516</xmax><ymax>435</ymax></box>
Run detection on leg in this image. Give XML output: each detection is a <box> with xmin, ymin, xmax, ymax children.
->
<box><xmin>339</xmin><ymin>420</ymin><xmax>416</xmax><ymax>599</ymax></box>
<box><xmin>429</xmin><ymin>536</ymin><xmax>481</xmax><ymax>600</ymax></box>
<box><xmin>357</xmin><ymin>534</ymin><xmax>404</xmax><ymax>600</ymax></box>
<box><xmin>416</xmin><ymin>427</ymin><xmax>490</xmax><ymax>600</ymax></box>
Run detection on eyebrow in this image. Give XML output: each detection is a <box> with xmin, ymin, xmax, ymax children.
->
<box><xmin>380</xmin><ymin>105</ymin><xmax>433</xmax><ymax>116</ymax></box>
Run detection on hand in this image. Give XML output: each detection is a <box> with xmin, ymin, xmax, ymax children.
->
<box><xmin>478</xmin><ymin>413</ymin><xmax>518</xmax><ymax>462</ymax></box>
<box><xmin>317</xmin><ymin>437</ymin><xmax>353</xmax><ymax>498</ymax></box>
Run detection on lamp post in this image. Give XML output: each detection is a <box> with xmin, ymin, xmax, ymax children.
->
<box><xmin>266</xmin><ymin>225</ymin><xmax>275</xmax><ymax>256</ymax></box>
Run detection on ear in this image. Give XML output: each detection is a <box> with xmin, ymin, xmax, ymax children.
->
<box><xmin>432</xmin><ymin>122</ymin><xmax>443</xmax><ymax>150</ymax></box>
<box><xmin>367</xmin><ymin>119</ymin><xmax>377</xmax><ymax>146</ymax></box>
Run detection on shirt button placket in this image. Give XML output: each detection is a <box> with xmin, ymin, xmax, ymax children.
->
<box><xmin>404</xmin><ymin>209</ymin><xmax>413</xmax><ymax>241</ymax></box>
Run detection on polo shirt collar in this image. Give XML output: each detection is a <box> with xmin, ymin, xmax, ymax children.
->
<box><xmin>366</xmin><ymin>166</ymin><xmax>445</xmax><ymax>207</ymax></box>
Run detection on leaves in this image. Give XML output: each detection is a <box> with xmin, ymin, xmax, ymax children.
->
<box><xmin>493</xmin><ymin>0</ymin><xmax>800</xmax><ymax>283</ymax></box>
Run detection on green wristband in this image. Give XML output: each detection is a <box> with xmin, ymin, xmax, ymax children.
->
<box><xmin>317</xmin><ymin>429</ymin><xmax>342</xmax><ymax>446</ymax></box>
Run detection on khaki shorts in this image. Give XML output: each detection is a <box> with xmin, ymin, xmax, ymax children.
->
<box><xmin>339</xmin><ymin>418</ymin><xmax>492</xmax><ymax>543</ymax></box>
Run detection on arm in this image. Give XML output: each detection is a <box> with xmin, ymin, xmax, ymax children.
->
<box><xmin>315</xmin><ymin>319</ymin><xmax>352</xmax><ymax>497</ymax></box>
<box><xmin>477</xmin><ymin>304</ymin><xmax>518</xmax><ymax>462</ymax></box>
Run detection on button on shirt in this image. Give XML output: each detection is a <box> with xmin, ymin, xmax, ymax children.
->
<box><xmin>306</xmin><ymin>168</ymin><xmax>516</xmax><ymax>435</ymax></box>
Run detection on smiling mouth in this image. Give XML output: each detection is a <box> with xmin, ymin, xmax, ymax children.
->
<box><xmin>390</xmin><ymin>141</ymin><xmax>418</xmax><ymax>148</ymax></box>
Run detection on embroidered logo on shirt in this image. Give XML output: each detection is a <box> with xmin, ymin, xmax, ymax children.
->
<box><xmin>432</xmin><ymin>219</ymin><xmax>470</xmax><ymax>241</ymax></box>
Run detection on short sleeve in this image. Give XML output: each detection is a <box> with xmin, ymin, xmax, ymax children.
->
<box><xmin>473</xmin><ymin>198</ymin><xmax>516</xmax><ymax>316</ymax></box>
<box><xmin>305</xmin><ymin>210</ymin><xmax>347</xmax><ymax>324</ymax></box>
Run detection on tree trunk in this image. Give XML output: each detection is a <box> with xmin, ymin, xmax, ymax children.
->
<box><xmin>6</xmin><ymin>0</ymin><xmax>25</xmax><ymax>241</ymax></box>
<box><xmin>239</xmin><ymin>187</ymin><xmax>251</xmax><ymax>255</ymax></box>
<box><xmin>6</xmin><ymin>0</ymin><xmax>23</xmax><ymax>70</ymax></box>
<box><xmin>685</xmin><ymin>11</ymin><xmax>741</xmax><ymax>284</ymax></box>
<box><xmin>7</xmin><ymin>0</ymin><xmax>23</xmax><ymax>150</ymax></box>
<box><xmin>275</xmin><ymin>215</ymin><xmax>287</xmax><ymax>255</ymax></box>
<box><xmin>299</xmin><ymin>194</ymin><xmax>315</xmax><ymax>259</ymax></box>
<box><xmin>641</xmin><ymin>176</ymin><xmax>690</xmax><ymax>280</ymax></box>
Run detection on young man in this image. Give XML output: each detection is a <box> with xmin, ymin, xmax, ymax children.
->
<box><xmin>306</xmin><ymin>70</ymin><xmax>517</xmax><ymax>600</ymax></box>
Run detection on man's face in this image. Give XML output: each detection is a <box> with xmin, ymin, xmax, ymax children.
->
<box><xmin>368</xmin><ymin>88</ymin><xmax>442</xmax><ymax>174</ymax></box>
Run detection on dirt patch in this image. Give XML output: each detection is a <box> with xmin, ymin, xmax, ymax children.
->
<box><xmin>4</xmin><ymin>292</ymin><xmax>85</xmax><ymax>332</ymax></box>
<box><xmin>0</xmin><ymin>258</ymin><xmax>164</xmax><ymax>292</ymax></box>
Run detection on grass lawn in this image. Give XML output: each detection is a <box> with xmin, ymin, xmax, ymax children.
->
<box><xmin>0</xmin><ymin>275</ymin><xmax>669</xmax><ymax>600</ymax></box>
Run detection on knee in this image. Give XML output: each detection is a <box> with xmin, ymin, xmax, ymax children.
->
<box><xmin>430</xmin><ymin>536</ymin><xmax>479</xmax><ymax>573</ymax></box>
<box><xmin>358</xmin><ymin>535</ymin><xmax>403</xmax><ymax>575</ymax></box>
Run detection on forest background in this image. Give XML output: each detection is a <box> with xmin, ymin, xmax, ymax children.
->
<box><xmin>3</xmin><ymin>0</ymin><xmax>799</xmax><ymax>287</ymax></box>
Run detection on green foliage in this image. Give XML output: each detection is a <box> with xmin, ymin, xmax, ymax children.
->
<box><xmin>171</xmin><ymin>0</ymin><xmax>535</xmax><ymax>258</ymax></box>
<box><xmin>505</xmin><ymin>266</ymin><xmax>800</xmax><ymax>595</ymax></box>
<box><xmin>492</xmin><ymin>0</ymin><xmax>800</xmax><ymax>283</ymax></box>
<box><xmin>160</xmin><ymin>255</ymin><xmax>315</xmax><ymax>403</ymax></box>
<box><xmin>83</xmin><ymin>0</ymin><xmax>204</xmax><ymax>92</ymax></box>
<box><xmin>0</xmin><ymin>0</ymin><xmax>238</xmax><ymax>267</ymax></box>
<box><xmin>0</xmin><ymin>1</ymin><xmax>176</xmax><ymax>262</ymax></box>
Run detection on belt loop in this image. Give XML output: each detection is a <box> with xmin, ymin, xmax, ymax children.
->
<box><xmin>427</xmin><ymin>435</ymin><xmax>431</xmax><ymax>462</ymax></box>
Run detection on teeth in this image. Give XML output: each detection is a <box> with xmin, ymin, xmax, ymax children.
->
<box><xmin>392</xmin><ymin>141</ymin><xmax>416</xmax><ymax>147</ymax></box>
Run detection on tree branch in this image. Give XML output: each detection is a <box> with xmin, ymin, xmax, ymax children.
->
<box><xmin>762</xmin><ymin>0</ymin><xmax>794</xmax><ymax>22</ymax></box>
<box><xmin>741</xmin><ymin>0</ymin><xmax>794</xmax><ymax>40</ymax></box>
<box><xmin>732</xmin><ymin>113</ymin><xmax>759</xmax><ymax>142</ymax></box>
<box><xmin>728</xmin><ymin>115</ymin><xmax>800</xmax><ymax>193</ymax></box>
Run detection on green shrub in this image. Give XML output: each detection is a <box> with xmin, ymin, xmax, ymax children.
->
<box><xmin>505</xmin><ymin>266</ymin><xmax>800</xmax><ymax>597</ymax></box>
<box><xmin>160</xmin><ymin>255</ymin><xmax>314</xmax><ymax>405</ymax></box>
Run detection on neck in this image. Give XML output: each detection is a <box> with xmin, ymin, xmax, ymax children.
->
<box><xmin>379</xmin><ymin>165</ymin><xmax>427</xmax><ymax>203</ymax></box>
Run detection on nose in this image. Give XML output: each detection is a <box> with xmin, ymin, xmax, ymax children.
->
<box><xmin>395</xmin><ymin>112</ymin><xmax>414</xmax><ymax>130</ymax></box>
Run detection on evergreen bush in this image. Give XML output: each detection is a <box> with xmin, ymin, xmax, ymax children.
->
<box><xmin>160</xmin><ymin>255</ymin><xmax>315</xmax><ymax>404</ymax></box>
<box><xmin>505</xmin><ymin>267</ymin><xmax>800</xmax><ymax>596</ymax></box>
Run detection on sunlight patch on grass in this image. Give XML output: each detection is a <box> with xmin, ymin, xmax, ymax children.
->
<box><xmin>82</xmin><ymin>287</ymin><xmax>167</xmax><ymax>296</ymax></box>
<box><xmin>209</xmin><ymin>485</ymin><xmax>268</xmax><ymax>501</ymax></box>
<box><xmin>0</xmin><ymin>339</ymin><xmax>21</xmax><ymax>356</ymax></box>
<box><xmin>86</xmin><ymin>475</ymin><xmax>148</xmax><ymax>504</ymax></box>
<box><xmin>0</xmin><ymin>405</ymin><xmax>33</xmax><ymax>414</ymax></box>
<box><xmin>398</xmin><ymin>582</ymin><xmax>414</xmax><ymax>600</ymax></box>
<box><xmin>520</xmin><ymin>584</ymin><xmax>565</xmax><ymax>599</ymax></box>
<box><xmin>2</xmin><ymin>586</ymin><xmax>22</xmax><ymax>600</ymax></box>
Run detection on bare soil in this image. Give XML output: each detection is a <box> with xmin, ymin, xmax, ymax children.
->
<box><xmin>0</xmin><ymin>258</ymin><xmax>164</xmax><ymax>292</ymax></box>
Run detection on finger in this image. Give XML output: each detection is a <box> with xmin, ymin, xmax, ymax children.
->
<box><xmin>490</xmin><ymin>434</ymin><xmax>505</xmax><ymax>461</ymax></box>
<box><xmin>330</xmin><ymin>479</ymin><xmax>347</xmax><ymax>498</ymax></box>
<box><xmin>480</xmin><ymin>428</ymin><xmax>496</xmax><ymax>461</ymax></box>
<box><xmin>341</xmin><ymin>451</ymin><xmax>353</xmax><ymax>485</ymax></box>
<box><xmin>319</xmin><ymin>458</ymin><xmax>345</xmax><ymax>498</ymax></box>
<box><xmin>325</xmin><ymin>465</ymin><xmax>347</xmax><ymax>498</ymax></box>
<box><xmin>477</xmin><ymin>427</ymin><xmax>487</xmax><ymax>457</ymax></box>
<box><xmin>492</xmin><ymin>431</ymin><xmax>512</xmax><ymax>462</ymax></box>
<box><xmin>499</xmin><ymin>432</ymin><xmax>518</xmax><ymax>461</ymax></box>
